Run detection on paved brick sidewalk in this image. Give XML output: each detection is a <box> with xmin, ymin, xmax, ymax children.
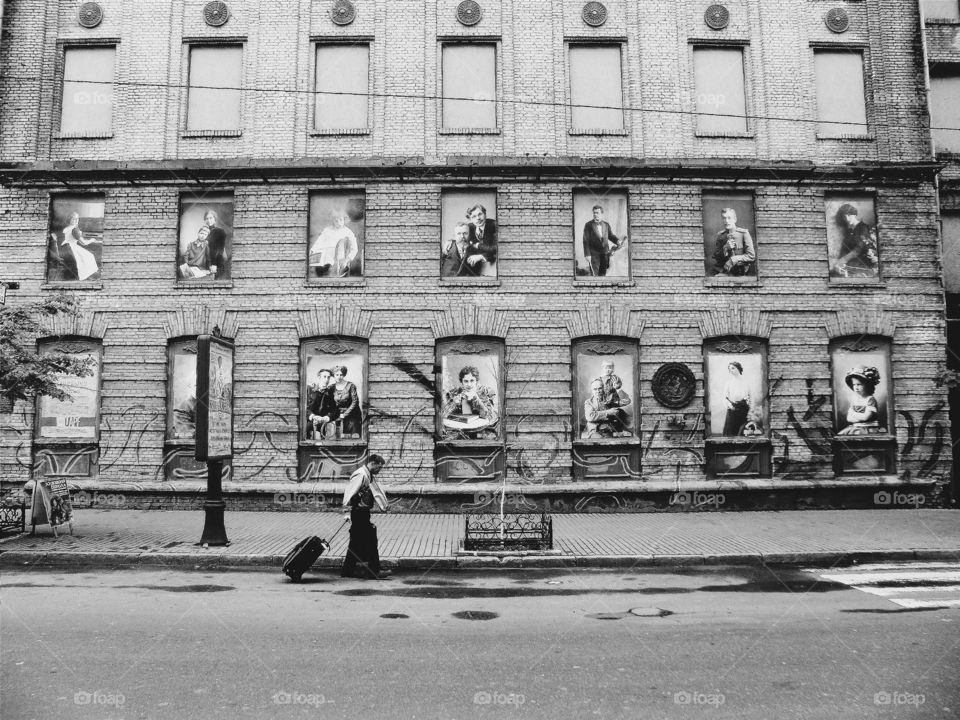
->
<box><xmin>1</xmin><ymin>509</ymin><xmax>958</xmax><ymax>570</ymax></box>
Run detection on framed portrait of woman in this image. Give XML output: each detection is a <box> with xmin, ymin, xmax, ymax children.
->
<box><xmin>825</xmin><ymin>194</ymin><xmax>881</xmax><ymax>283</ymax></box>
<box><xmin>307</xmin><ymin>190</ymin><xmax>365</xmax><ymax>281</ymax></box>
<box><xmin>703</xmin><ymin>338</ymin><xmax>771</xmax><ymax>477</ymax></box>
<box><xmin>829</xmin><ymin>336</ymin><xmax>896</xmax><ymax>475</ymax></box>
<box><xmin>177</xmin><ymin>192</ymin><xmax>234</xmax><ymax>282</ymax></box>
<box><xmin>46</xmin><ymin>194</ymin><xmax>105</xmax><ymax>284</ymax></box>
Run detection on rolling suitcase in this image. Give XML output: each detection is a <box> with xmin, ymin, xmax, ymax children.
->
<box><xmin>282</xmin><ymin>536</ymin><xmax>328</xmax><ymax>583</ymax></box>
<box><xmin>281</xmin><ymin>520</ymin><xmax>348</xmax><ymax>582</ymax></box>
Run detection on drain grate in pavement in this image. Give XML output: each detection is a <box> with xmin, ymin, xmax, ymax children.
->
<box><xmin>380</xmin><ymin>613</ymin><xmax>409</xmax><ymax>619</ymax></box>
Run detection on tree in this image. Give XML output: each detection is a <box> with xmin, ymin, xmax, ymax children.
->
<box><xmin>0</xmin><ymin>294</ymin><xmax>95</xmax><ymax>409</ymax></box>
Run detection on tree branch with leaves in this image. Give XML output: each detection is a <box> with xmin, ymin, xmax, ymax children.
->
<box><xmin>0</xmin><ymin>294</ymin><xmax>96</xmax><ymax>406</ymax></box>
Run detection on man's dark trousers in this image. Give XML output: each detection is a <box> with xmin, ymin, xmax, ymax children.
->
<box><xmin>341</xmin><ymin>507</ymin><xmax>381</xmax><ymax>577</ymax></box>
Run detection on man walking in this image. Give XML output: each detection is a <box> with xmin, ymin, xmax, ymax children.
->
<box><xmin>340</xmin><ymin>454</ymin><xmax>391</xmax><ymax>580</ymax></box>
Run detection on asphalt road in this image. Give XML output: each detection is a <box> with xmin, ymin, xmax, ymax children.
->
<box><xmin>1</xmin><ymin>564</ymin><xmax>957</xmax><ymax>719</ymax></box>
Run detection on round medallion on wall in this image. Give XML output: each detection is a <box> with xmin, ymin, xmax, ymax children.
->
<box><xmin>582</xmin><ymin>2</ymin><xmax>608</xmax><ymax>27</ymax></box>
<box><xmin>331</xmin><ymin>0</ymin><xmax>357</xmax><ymax>26</ymax></box>
<box><xmin>704</xmin><ymin>4</ymin><xmax>730</xmax><ymax>30</ymax></box>
<box><xmin>456</xmin><ymin>1</ymin><xmax>482</xmax><ymax>26</ymax></box>
<box><xmin>825</xmin><ymin>8</ymin><xmax>850</xmax><ymax>33</ymax></box>
<box><xmin>652</xmin><ymin>363</ymin><xmax>697</xmax><ymax>409</ymax></box>
<box><xmin>203</xmin><ymin>1</ymin><xmax>230</xmax><ymax>27</ymax></box>
<box><xmin>77</xmin><ymin>2</ymin><xmax>103</xmax><ymax>28</ymax></box>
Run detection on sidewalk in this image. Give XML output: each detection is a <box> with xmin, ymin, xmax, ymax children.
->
<box><xmin>1</xmin><ymin>509</ymin><xmax>958</xmax><ymax>571</ymax></box>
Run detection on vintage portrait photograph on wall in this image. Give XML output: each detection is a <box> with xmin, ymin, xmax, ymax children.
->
<box><xmin>440</xmin><ymin>190</ymin><xmax>498</xmax><ymax>279</ymax></box>
<box><xmin>437</xmin><ymin>345</ymin><xmax>502</xmax><ymax>440</ymax></box>
<box><xmin>831</xmin><ymin>343</ymin><xmax>893</xmax><ymax>438</ymax></box>
<box><xmin>307</xmin><ymin>190</ymin><xmax>365</xmax><ymax>280</ymax></box>
<box><xmin>825</xmin><ymin>194</ymin><xmax>880</xmax><ymax>281</ymax></box>
<box><xmin>177</xmin><ymin>192</ymin><xmax>234</xmax><ymax>282</ymax></box>
<box><xmin>705</xmin><ymin>350</ymin><xmax>766</xmax><ymax>438</ymax></box>
<box><xmin>167</xmin><ymin>341</ymin><xmax>198</xmax><ymax>442</ymax></box>
<box><xmin>574</xmin><ymin>342</ymin><xmax>637</xmax><ymax>439</ymax></box>
<box><xmin>303</xmin><ymin>342</ymin><xmax>366</xmax><ymax>442</ymax></box>
<box><xmin>702</xmin><ymin>192</ymin><xmax>757</xmax><ymax>279</ymax></box>
<box><xmin>573</xmin><ymin>189</ymin><xmax>630</xmax><ymax>280</ymax></box>
<box><xmin>46</xmin><ymin>194</ymin><xmax>105</xmax><ymax>283</ymax></box>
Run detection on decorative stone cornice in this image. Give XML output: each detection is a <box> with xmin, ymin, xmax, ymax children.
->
<box><xmin>565</xmin><ymin>307</ymin><xmax>644</xmax><ymax>340</ymax></box>
<box><xmin>697</xmin><ymin>307</ymin><xmax>772</xmax><ymax>340</ymax></box>
<box><xmin>295</xmin><ymin>307</ymin><xmax>373</xmax><ymax>339</ymax></box>
<box><xmin>430</xmin><ymin>307</ymin><xmax>509</xmax><ymax>339</ymax></box>
<box><xmin>826</xmin><ymin>309</ymin><xmax>896</xmax><ymax>340</ymax></box>
<box><xmin>163</xmin><ymin>307</ymin><xmax>240</xmax><ymax>339</ymax></box>
<box><xmin>40</xmin><ymin>310</ymin><xmax>107</xmax><ymax>339</ymax></box>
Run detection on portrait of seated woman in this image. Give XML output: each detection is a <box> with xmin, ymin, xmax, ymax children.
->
<box><xmin>440</xmin><ymin>365</ymin><xmax>500</xmax><ymax>440</ymax></box>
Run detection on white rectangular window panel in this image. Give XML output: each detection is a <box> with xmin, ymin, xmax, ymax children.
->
<box><xmin>569</xmin><ymin>45</ymin><xmax>624</xmax><ymax>131</ymax></box>
<box><xmin>931</xmin><ymin>74</ymin><xmax>960</xmax><ymax>154</ymax></box>
<box><xmin>814</xmin><ymin>50</ymin><xmax>868</xmax><ymax>137</ymax></box>
<box><xmin>921</xmin><ymin>1</ymin><xmax>960</xmax><ymax>20</ymax></box>
<box><xmin>442</xmin><ymin>44</ymin><xmax>497</xmax><ymax>130</ymax></box>
<box><xmin>187</xmin><ymin>45</ymin><xmax>242</xmax><ymax>132</ymax></box>
<box><xmin>693</xmin><ymin>47</ymin><xmax>748</xmax><ymax>134</ymax></box>
<box><xmin>315</xmin><ymin>44</ymin><xmax>369</xmax><ymax>130</ymax></box>
<box><xmin>60</xmin><ymin>46</ymin><xmax>115</xmax><ymax>135</ymax></box>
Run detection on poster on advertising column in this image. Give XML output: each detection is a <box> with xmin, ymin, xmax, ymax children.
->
<box><xmin>196</xmin><ymin>334</ymin><xmax>234</xmax><ymax>461</ymax></box>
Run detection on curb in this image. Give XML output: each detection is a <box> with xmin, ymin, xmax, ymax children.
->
<box><xmin>2</xmin><ymin>548</ymin><xmax>957</xmax><ymax>570</ymax></box>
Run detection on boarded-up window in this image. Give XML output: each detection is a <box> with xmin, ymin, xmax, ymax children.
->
<box><xmin>930</xmin><ymin>71</ymin><xmax>960</xmax><ymax>154</ymax></box>
<box><xmin>315</xmin><ymin>44</ymin><xmax>369</xmax><ymax>130</ymax></box>
<box><xmin>187</xmin><ymin>45</ymin><xmax>242</xmax><ymax>131</ymax></box>
<box><xmin>921</xmin><ymin>0</ymin><xmax>960</xmax><ymax>20</ymax></box>
<box><xmin>693</xmin><ymin>47</ymin><xmax>747</xmax><ymax>134</ymax></box>
<box><xmin>814</xmin><ymin>50</ymin><xmax>868</xmax><ymax>137</ymax></box>
<box><xmin>60</xmin><ymin>46</ymin><xmax>115</xmax><ymax>135</ymax></box>
<box><xmin>569</xmin><ymin>45</ymin><xmax>624</xmax><ymax>131</ymax></box>
<box><xmin>943</xmin><ymin>214</ymin><xmax>960</xmax><ymax>294</ymax></box>
<box><xmin>442</xmin><ymin>44</ymin><xmax>497</xmax><ymax>130</ymax></box>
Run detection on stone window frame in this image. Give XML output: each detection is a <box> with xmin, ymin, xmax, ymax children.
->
<box><xmin>687</xmin><ymin>39</ymin><xmax>755</xmax><ymax>139</ymax></box>
<box><xmin>809</xmin><ymin>42</ymin><xmax>876</xmax><ymax>142</ymax></box>
<box><xmin>33</xmin><ymin>336</ymin><xmax>103</xmax><ymax>480</ymax></box>
<box><xmin>564</xmin><ymin>38</ymin><xmax>630</xmax><ymax>136</ymax></box>
<box><xmin>298</xmin><ymin>335</ymin><xmax>370</xmax><ymax>448</ymax></box>
<box><xmin>828</xmin><ymin>335</ymin><xmax>898</xmax><ymax>477</ymax></box>
<box><xmin>436</xmin><ymin>36</ymin><xmax>503</xmax><ymax>135</ymax></box>
<box><xmin>52</xmin><ymin>39</ymin><xmax>119</xmax><ymax>140</ymax></box>
<box><xmin>165</xmin><ymin>336</ymin><xmax>199</xmax><ymax>449</ymax></box>
<box><xmin>309</xmin><ymin>36</ymin><xmax>374</xmax><ymax>136</ymax></box>
<box><xmin>928</xmin><ymin>63</ymin><xmax>960</xmax><ymax>160</ymax></box>
<box><xmin>180</xmin><ymin>37</ymin><xmax>246</xmax><ymax>138</ymax></box>
<box><xmin>702</xmin><ymin>336</ymin><xmax>772</xmax><ymax>479</ymax></box>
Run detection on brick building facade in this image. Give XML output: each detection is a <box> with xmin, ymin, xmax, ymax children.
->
<box><xmin>0</xmin><ymin>0</ymin><xmax>952</xmax><ymax>512</ymax></box>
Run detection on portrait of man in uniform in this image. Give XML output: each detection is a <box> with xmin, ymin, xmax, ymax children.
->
<box><xmin>702</xmin><ymin>192</ymin><xmax>758</xmax><ymax>278</ymax></box>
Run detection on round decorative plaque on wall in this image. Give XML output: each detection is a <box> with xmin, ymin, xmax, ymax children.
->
<box><xmin>582</xmin><ymin>2</ymin><xmax>608</xmax><ymax>27</ymax></box>
<box><xmin>331</xmin><ymin>0</ymin><xmax>357</xmax><ymax>26</ymax></box>
<box><xmin>704</xmin><ymin>4</ymin><xmax>730</xmax><ymax>30</ymax></box>
<box><xmin>825</xmin><ymin>8</ymin><xmax>850</xmax><ymax>33</ymax></box>
<box><xmin>652</xmin><ymin>363</ymin><xmax>697</xmax><ymax>409</ymax></box>
<box><xmin>203</xmin><ymin>1</ymin><xmax>230</xmax><ymax>27</ymax></box>
<box><xmin>77</xmin><ymin>2</ymin><xmax>103</xmax><ymax>28</ymax></box>
<box><xmin>456</xmin><ymin>0</ymin><xmax>482</xmax><ymax>26</ymax></box>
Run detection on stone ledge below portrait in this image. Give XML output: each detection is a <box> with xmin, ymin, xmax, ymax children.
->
<box><xmin>181</xmin><ymin>130</ymin><xmax>243</xmax><ymax>138</ymax></box>
<box><xmin>175</xmin><ymin>280</ymin><xmax>234</xmax><ymax>290</ymax></box>
<box><xmin>304</xmin><ymin>278</ymin><xmax>367</xmax><ymax>288</ymax></box>
<box><xmin>54</xmin><ymin>132</ymin><xmax>114</xmax><ymax>140</ymax></box>
<box><xmin>309</xmin><ymin>128</ymin><xmax>371</xmax><ymax>136</ymax></box>
<box><xmin>827</xmin><ymin>278</ymin><xmax>885</xmax><ymax>288</ymax></box>
<box><xmin>439</xmin><ymin>279</ymin><xmax>501</xmax><ymax>288</ymax></box>
<box><xmin>816</xmin><ymin>133</ymin><xmax>876</xmax><ymax>142</ymax></box>
<box><xmin>703</xmin><ymin>277</ymin><xmax>761</xmax><ymax>288</ymax></box>
<box><xmin>41</xmin><ymin>281</ymin><xmax>103</xmax><ymax>291</ymax></box>
<box><xmin>573</xmin><ymin>278</ymin><xmax>635</xmax><ymax>288</ymax></box>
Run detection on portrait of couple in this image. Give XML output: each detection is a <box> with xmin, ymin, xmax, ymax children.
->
<box><xmin>177</xmin><ymin>193</ymin><xmax>234</xmax><ymax>282</ymax></box>
<box><xmin>440</xmin><ymin>191</ymin><xmax>498</xmax><ymax>279</ymax></box>
<box><xmin>304</xmin><ymin>353</ymin><xmax>365</xmax><ymax>442</ymax></box>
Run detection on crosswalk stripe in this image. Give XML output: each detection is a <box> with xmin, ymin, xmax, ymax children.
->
<box><xmin>859</xmin><ymin>584</ymin><xmax>960</xmax><ymax>597</ymax></box>
<box><xmin>818</xmin><ymin>570</ymin><xmax>960</xmax><ymax>585</ymax></box>
<box><xmin>807</xmin><ymin>563</ymin><xmax>960</xmax><ymax>610</ymax></box>
<box><xmin>889</xmin><ymin>598</ymin><xmax>960</xmax><ymax>609</ymax></box>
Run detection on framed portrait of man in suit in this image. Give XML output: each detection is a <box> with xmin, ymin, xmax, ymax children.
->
<box><xmin>573</xmin><ymin>189</ymin><xmax>630</xmax><ymax>280</ymax></box>
<box><xmin>440</xmin><ymin>189</ymin><xmax>498</xmax><ymax>280</ymax></box>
